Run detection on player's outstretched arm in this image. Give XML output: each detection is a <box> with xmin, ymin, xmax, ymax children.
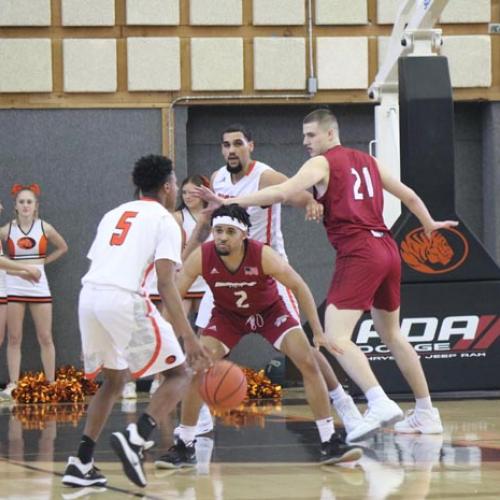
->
<box><xmin>196</xmin><ymin>157</ymin><xmax>329</xmax><ymax>210</ymax></box>
<box><xmin>260</xmin><ymin>169</ymin><xmax>323</xmax><ymax>221</ymax></box>
<box><xmin>156</xmin><ymin>257</ymin><xmax>210</xmax><ymax>372</ymax></box>
<box><xmin>261</xmin><ymin>246</ymin><xmax>342</xmax><ymax>354</ymax></box>
<box><xmin>376</xmin><ymin>160</ymin><xmax>459</xmax><ymax>237</ymax></box>
<box><xmin>181</xmin><ymin>213</ymin><xmax>212</xmax><ymax>261</ymax></box>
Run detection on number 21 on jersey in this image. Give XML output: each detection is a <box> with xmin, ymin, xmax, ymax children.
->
<box><xmin>351</xmin><ymin>166</ymin><xmax>374</xmax><ymax>200</ymax></box>
<box><xmin>110</xmin><ymin>211</ymin><xmax>138</xmax><ymax>246</ymax></box>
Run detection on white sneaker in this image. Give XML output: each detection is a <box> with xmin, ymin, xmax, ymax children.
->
<box><xmin>0</xmin><ymin>382</ymin><xmax>17</xmax><ymax>401</ymax></box>
<box><xmin>347</xmin><ymin>398</ymin><xmax>403</xmax><ymax>443</ymax></box>
<box><xmin>394</xmin><ymin>407</ymin><xmax>443</xmax><ymax>434</ymax></box>
<box><xmin>121</xmin><ymin>382</ymin><xmax>137</xmax><ymax>399</ymax></box>
<box><xmin>149</xmin><ymin>377</ymin><xmax>160</xmax><ymax>396</ymax></box>
<box><xmin>173</xmin><ymin>403</ymin><xmax>214</xmax><ymax>438</ymax></box>
<box><xmin>333</xmin><ymin>395</ymin><xmax>364</xmax><ymax>435</ymax></box>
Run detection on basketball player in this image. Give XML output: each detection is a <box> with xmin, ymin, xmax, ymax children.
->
<box><xmin>198</xmin><ymin>110</ymin><xmax>458</xmax><ymax>442</ymax></box>
<box><xmin>62</xmin><ymin>155</ymin><xmax>210</xmax><ymax>489</ymax></box>
<box><xmin>156</xmin><ymin>204</ymin><xmax>362</xmax><ymax>468</ymax></box>
<box><xmin>183</xmin><ymin>124</ymin><xmax>363</xmax><ymax>436</ymax></box>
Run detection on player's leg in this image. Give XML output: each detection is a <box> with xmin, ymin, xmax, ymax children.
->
<box><xmin>154</xmin><ymin>334</ymin><xmax>227</xmax><ymax>470</ymax></box>
<box><xmin>313</xmin><ymin>349</ymin><xmax>363</xmax><ymax>434</ymax></box>
<box><xmin>277</xmin><ymin>280</ymin><xmax>363</xmax><ymax>432</ymax></box>
<box><xmin>269</xmin><ymin>306</ymin><xmax>362</xmax><ymax>464</ymax></box>
<box><xmin>63</xmin><ymin>287</ymin><xmax>118</xmax><ymax>488</ymax></box>
<box><xmin>324</xmin><ymin>304</ymin><xmax>402</xmax><ymax>442</ymax></box>
<box><xmin>30</xmin><ymin>302</ymin><xmax>56</xmax><ymax>382</ymax></box>
<box><xmin>280</xmin><ymin>328</ymin><xmax>331</xmax><ymax>421</ymax></box>
<box><xmin>372</xmin><ymin>307</ymin><xmax>442</xmax><ymax>434</ymax></box>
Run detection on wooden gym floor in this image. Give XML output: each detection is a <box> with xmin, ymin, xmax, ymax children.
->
<box><xmin>0</xmin><ymin>389</ymin><xmax>499</xmax><ymax>499</ymax></box>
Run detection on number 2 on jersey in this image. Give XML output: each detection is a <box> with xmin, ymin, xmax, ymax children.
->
<box><xmin>351</xmin><ymin>166</ymin><xmax>374</xmax><ymax>200</ymax></box>
<box><xmin>110</xmin><ymin>211</ymin><xmax>138</xmax><ymax>246</ymax></box>
<box><xmin>234</xmin><ymin>290</ymin><xmax>250</xmax><ymax>309</ymax></box>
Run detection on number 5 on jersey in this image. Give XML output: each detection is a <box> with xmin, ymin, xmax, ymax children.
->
<box><xmin>110</xmin><ymin>211</ymin><xmax>138</xmax><ymax>246</ymax></box>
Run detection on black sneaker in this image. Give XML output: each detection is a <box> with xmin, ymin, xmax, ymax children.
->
<box><xmin>62</xmin><ymin>456</ymin><xmax>107</xmax><ymax>487</ymax></box>
<box><xmin>320</xmin><ymin>433</ymin><xmax>363</xmax><ymax>465</ymax></box>
<box><xmin>154</xmin><ymin>439</ymin><xmax>196</xmax><ymax>469</ymax></box>
<box><xmin>110</xmin><ymin>423</ymin><xmax>147</xmax><ymax>487</ymax></box>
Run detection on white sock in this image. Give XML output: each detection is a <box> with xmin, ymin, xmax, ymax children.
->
<box><xmin>178</xmin><ymin>425</ymin><xmax>196</xmax><ymax>444</ymax></box>
<box><xmin>415</xmin><ymin>396</ymin><xmax>433</xmax><ymax>411</ymax></box>
<box><xmin>315</xmin><ymin>417</ymin><xmax>335</xmax><ymax>443</ymax></box>
<box><xmin>365</xmin><ymin>385</ymin><xmax>389</xmax><ymax>404</ymax></box>
<box><xmin>329</xmin><ymin>385</ymin><xmax>347</xmax><ymax>405</ymax></box>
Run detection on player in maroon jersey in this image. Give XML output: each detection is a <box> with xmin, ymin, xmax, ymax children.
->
<box><xmin>155</xmin><ymin>204</ymin><xmax>363</xmax><ymax>468</ymax></box>
<box><xmin>197</xmin><ymin>109</ymin><xmax>459</xmax><ymax>442</ymax></box>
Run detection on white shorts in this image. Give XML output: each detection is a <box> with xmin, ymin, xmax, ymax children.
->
<box><xmin>6</xmin><ymin>264</ymin><xmax>51</xmax><ymax>303</ymax></box>
<box><xmin>195</xmin><ymin>281</ymin><xmax>300</xmax><ymax>329</ymax></box>
<box><xmin>79</xmin><ymin>284</ymin><xmax>186</xmax><ymax>379</ymax></box>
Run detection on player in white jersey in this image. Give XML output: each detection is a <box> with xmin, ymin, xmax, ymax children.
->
<box><xmin>182</xmin><ymin>124</ymin><xmax>363</xmax><ymax>438</ymax></box>
<box><xmin>62</xmin><ymin>155</ymin><xmax>210</xmax><ymax>489</ymax></box>
<box><xmin>124</xmin><ymin>174</ymin><xmax>213</xmax><ymax>401</ymax></box>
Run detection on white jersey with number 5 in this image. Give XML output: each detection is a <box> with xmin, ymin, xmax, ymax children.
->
<box><xmin>82</xmin><ymin>198</ymin><xmax>182</xmax><ymax>293</ymax></box>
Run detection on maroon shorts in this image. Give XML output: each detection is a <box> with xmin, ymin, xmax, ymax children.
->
<box><xmin>201</xmin><ymin>299</ymin><xmax>300</xmax><ymax>351</ymax></box>
<box><xmin>327</xmin><ymin>231</ymin><xmax>401</xmax><ymax>311</ymax></box>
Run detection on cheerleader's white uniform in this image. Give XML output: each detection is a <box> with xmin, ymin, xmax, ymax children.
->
<box><xmin>5</xmin><ymin>219</ymin><xmax>51</xmax><ymax>303</ymax></box>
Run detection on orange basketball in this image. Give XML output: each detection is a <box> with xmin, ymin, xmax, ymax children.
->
<box><xmin>199</xmin><ymin>360</ymin><xmax>247</xmax><ymax>409</ymax></box>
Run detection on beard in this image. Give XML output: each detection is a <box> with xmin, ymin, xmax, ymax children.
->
<box><xmin>226</xmin><ymin>161</ymin><xmax>243</xmax><ymax>174</ymax></box>
<box><xmin>215</xmin><ymin>246</ymin><xmax>230</xmax><ymax>256</ymax></box>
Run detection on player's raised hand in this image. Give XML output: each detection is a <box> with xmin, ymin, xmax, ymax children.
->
<box><xmin>193</xmin><ymin>185</ymin><xmax>224</xmax><ymax>215</ymax></box>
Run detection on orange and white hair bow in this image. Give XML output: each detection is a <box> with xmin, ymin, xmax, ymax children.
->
<box><xmin>11</xmin><ymin>183</ymin><xmax>41</xmax><ymax>198</ymax></box>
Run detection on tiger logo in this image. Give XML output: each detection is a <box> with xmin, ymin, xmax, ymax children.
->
<box><xmin>17</xmin><ymin>237</ymin><xmax>36</xmax><ymax>250</ymax></box>
<box><xmin>400</xmin><ymin>228</ymin><xmax>468</xmax><ymax>274</ymax></box>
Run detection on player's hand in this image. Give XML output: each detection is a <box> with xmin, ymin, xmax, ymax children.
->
<box><xmin>193</xmin><ymin>186</ymin><xmax>224</xmax><ymax>214</ymax></box>
<box><xmin>423</xmin><ymin>220</ymin><xmax>459</xmax><ymax>239</ymax></box>
<box><xmin>305</xmin><ymin>200</ymin><xmax>323</xmax><ymax>222</ymax></box>
<box><xmin>22</xmin><ymin>266</ymin><xmax>41</xmax><ymax>283</ymax></box>
<box><xmin>183</xmin><ymin>334</ymin><xmax>212</xmax><ymax>373</ymax></box>
<box><xmin>313</xmin><ymin>332</ymin><xmax>344</xmax><ymax>355</ymax></box>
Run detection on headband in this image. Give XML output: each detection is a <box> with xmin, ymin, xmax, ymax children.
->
<box><xmin>11</xmin><ymin>183</ymin><xmax>41</xmax><ymax>197</ymax></box>
<box><xmin>212</xmin><ymin>216</ymin><xmax>248</xmax><ymax>232</ymax></box>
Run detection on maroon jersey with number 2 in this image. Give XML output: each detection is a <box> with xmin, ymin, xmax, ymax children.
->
<box><xmin>200</xmin><ymin>239</ymin><xmax>299</xmax><ymax>350</ymax></box>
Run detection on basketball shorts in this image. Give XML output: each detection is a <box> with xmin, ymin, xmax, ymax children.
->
<box><xmin>196</xmin><ymin>281</ymin><xmax>300</xmax><ymax>329</ymax></box>
<box><xmin>201</xmin><ymin>298</ymin><xmax>300</xmax><ymax>352</ymax></box>
<box><xmin>79</xmin><ymin>284</ymin><xmax>185</xmax><ymax>380</ymax></box>
<box><xmin>0</xmin><ymin>271</ymin><xmax>6</xmax><ymax>305</ymax></box>
<box><xmin>6</xmin><ymin>264</ymin><xmax>51</xmax><ymax>303</ymax></box>
<box><xmin>145</xmin><ymin>276</ymin><xmax>207</xmax><ymax>304</ymax></box>
<box><xmin>327</xmin><ymin>231</ymin><xmax>401</xmax><ymax>312</ymax></box>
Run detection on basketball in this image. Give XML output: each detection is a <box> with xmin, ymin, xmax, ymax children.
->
<box><xmin>199</xmin><ymin>360</ymin><xmax>247</xmax><ymax>409</ymax></box>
